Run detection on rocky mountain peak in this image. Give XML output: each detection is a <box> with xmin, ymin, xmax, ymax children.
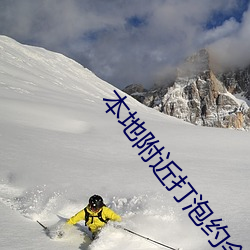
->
<box><xmin>177</xmin><ymin>48</ymin><xmax>210</xmax><ymax>78</ymax></box>
<box><xmin>123</xmin><ymin>49</ymin><xmax>250</xmax><ymax>130</ymax></box>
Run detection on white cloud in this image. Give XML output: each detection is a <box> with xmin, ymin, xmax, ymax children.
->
<box><xmin>209</xmin><ymin>5</ymin><xmax>250</xmax><ymax>68</ymax></box>
<box><xmin>0</xmin><ymin>0</ymin><xmax>249</xmax><ymax>88</ymax></box>
<box><xmin>200</xmin><ymin>17</ymin><xmax>240</xmax><ymax>45</ymax></box>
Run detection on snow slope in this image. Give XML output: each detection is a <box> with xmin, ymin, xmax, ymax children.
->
<box><xmin>0</xmin><ymin>36</ymin><xmax>249</xmax><ymax>250</ymax></box>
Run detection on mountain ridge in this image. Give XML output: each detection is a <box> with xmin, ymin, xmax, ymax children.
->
<box><xmin>123</xmin><ymin>49</ymin><xmax>250</xmax><ymax>130</ymax></box>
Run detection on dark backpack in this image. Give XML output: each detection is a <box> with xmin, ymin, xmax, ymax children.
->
<box><xmin>84</xmin><ymin>206</ymin><xmax>109</xmax><ymax>226</ymax></box>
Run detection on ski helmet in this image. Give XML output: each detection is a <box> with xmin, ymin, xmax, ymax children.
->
<box><xmin>89</xmin><ymin>195</ymin><xmax>104</xmax><ymax>210</ymax></box>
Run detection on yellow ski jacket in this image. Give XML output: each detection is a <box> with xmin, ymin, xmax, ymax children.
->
<box><xmin>67</xmin><ymin>206</ymin><xmax>121</xmax><ymax>233</ymax></box>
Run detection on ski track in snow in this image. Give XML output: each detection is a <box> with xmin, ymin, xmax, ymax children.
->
<box><xmin>0</xmin><ymin>99</ymin><xmax>91</xmax><ymax>134</ymax></box>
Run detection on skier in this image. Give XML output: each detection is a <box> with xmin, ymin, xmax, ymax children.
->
<box><xmin>66</xmin><ymin>194</ymin><xmax>122</xmax><ymax>239</ymax></box>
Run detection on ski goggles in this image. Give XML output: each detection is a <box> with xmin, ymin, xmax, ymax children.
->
<box><xmin>89</xmin><ymin>205</ymin><xmax>101</xmax><ymax>212</ymax></box>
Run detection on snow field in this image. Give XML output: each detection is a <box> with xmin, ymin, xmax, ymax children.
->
<box><xmin>0</xmin><ymin>36</ymin><xmax>249</xmax><ymax>249</ymax></box>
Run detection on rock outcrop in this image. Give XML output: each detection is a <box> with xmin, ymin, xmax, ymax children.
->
<box><xmin>123</xmin><ymin>49</ymin><xmax>250</xmax><ymax>130</ymax></box>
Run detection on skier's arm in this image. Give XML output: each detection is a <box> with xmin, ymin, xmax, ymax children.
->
<box><xmin>67</xmin><ymin>209</ymin><xmax>85</xmax><ymax>225</ymax></box>
<box><xmin>104</xmin><ymin>207</ymin><xmax>122</xmax><ymax>222</ymax></box>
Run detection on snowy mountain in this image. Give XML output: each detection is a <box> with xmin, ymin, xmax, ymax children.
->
<box><xmin>217</xmin><ymin>66</ymin><xmax>250</xmax><ymax>101</ymax></box>
<box><xmin>0</xmin><ymin>36</ymin><xmax>249</xmax><ymax>250</ymax></box>
<box><xmin>124</xmin><ymin>49</ymin><xmax>250</xmax><ymax>130</ymax></box>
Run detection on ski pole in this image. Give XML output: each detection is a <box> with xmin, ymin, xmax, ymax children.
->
<box><xmin>37</xmin><ymin>220</ymin><xmax>48</xmax><ymax>231</ymax></box>
<box><xmin>122</xmin><ymin>227</ymin><xmax>179</xmax><ymax>250</ymax></box>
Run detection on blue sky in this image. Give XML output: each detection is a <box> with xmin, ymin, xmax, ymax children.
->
<box><xmin>205</xmin><ymin>0</ymin><xmax>249</xmax><ymax>28</ymax></box>
<box><xmin>0</xmin><ymin>0</ymin><xmax>249</xmax><ymax>89</ymax></box>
